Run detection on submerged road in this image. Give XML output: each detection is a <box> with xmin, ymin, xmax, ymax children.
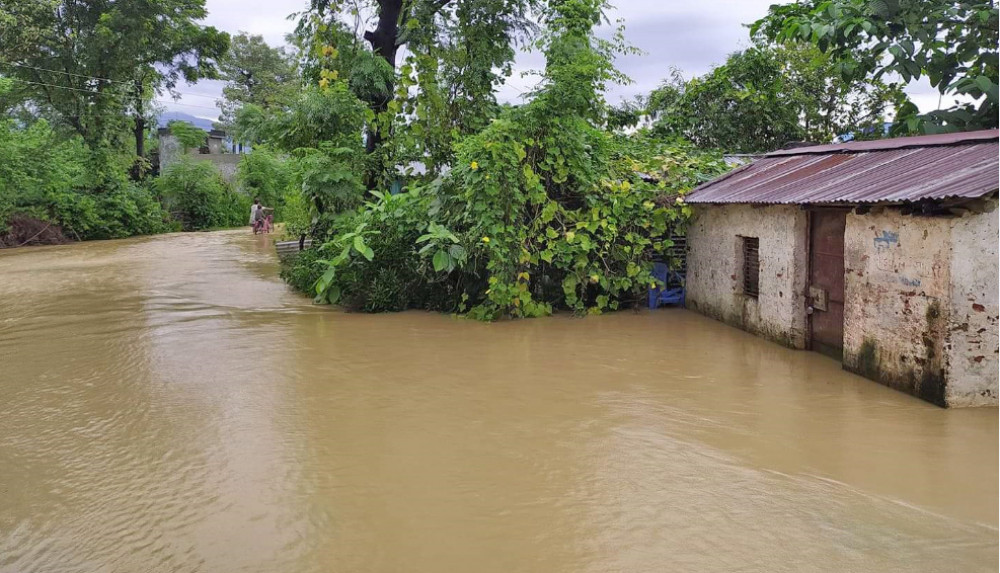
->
<box><xmin>0</xmin><ymin>230</ymin><xmax>996</xmax><ymax>572</ymax></box>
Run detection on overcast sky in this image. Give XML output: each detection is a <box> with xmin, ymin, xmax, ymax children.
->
<box><xmin>162</xmin><ymin>0</ymin><xmax>949</xmax><ymax>121</ymax></box>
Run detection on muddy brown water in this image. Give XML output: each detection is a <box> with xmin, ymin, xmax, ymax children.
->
<box><xmin>0</xmin><ymin>230</ymin><xmax>996</xmax><ymax>573</ymax></box>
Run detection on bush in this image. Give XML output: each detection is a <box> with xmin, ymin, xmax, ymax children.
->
<box><xmin>280</xmin><ymin>247</ymin><xmax>324</xmax><ymax>293</ymax></box>
<box><xmin>156</xmin><ymin>158</ymin><xmax>249</xmax><ymax>231</ymax></box>
<box><xmin>0</xmin><ymin>118</ymin><xmax>87</xmax><ymax>234</ymax></box>
<box><xmin>0</xmin><ymin>118</ymin><xmax>171</xmax><ymax>242</ymax></box>
<box><xmin>298</xmin><ymin>1</ymin><xmax>731</xmax><ymax>320</ymax></box>
<box><xmin>278</xmin><ymin>188</ymin><xmax>311</xmax><ymax>238</ymax></box>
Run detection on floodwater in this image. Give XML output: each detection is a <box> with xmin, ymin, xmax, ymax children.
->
<box><xmin>0</xmin><ymin>230</ymin><xmax>996</xmax><ymax>573</ymax></box>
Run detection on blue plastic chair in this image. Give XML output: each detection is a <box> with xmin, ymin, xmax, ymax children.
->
<box><xmin>648</xmin><ymin>262</ymin><xmax>685</xmax><ymax>309</ymax></box>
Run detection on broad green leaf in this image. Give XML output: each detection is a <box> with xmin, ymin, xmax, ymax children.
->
<box><xmin>433</xmin><ymin>249</ymin><xmax>450</xmax><ymax>272</ymax></box>
<box><xmin>449</xmin><ymin>244</ymin><xmax>467</xmax><ymax>262</ymax></box>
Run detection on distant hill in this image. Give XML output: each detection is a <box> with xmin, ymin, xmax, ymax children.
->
<box><xmin>158</xmin><ymin>111</ymin><xmax>216</xmax><ymax>131</ymax></box>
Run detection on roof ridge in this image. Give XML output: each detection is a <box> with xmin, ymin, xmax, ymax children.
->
<box><xmin>765</xmin><ymin>129</ymin><xmax>999</xmax><ymax>157</ymax></box>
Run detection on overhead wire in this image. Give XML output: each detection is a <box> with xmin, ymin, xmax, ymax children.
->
<box><xmin>4</xmin><ymin>76</ymin><xmax>222</xmax><ymax>112</ymax></box>
<box><xmin>0</xmin><ymin>60</ymin><xmax>224</xmax><ymax>102</ymax></box>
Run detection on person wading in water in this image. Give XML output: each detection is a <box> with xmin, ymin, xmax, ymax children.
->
<box><xmin>249</xmin><ymin>198</ymin><xmax>261</xmax><ymax>231</ymax></box>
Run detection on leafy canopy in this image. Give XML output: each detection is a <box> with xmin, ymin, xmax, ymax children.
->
<box><xmin>645</xmin><ymin>43</ymin><xmax>902</xmax><ymax>152</ymax></box>
<box><xmin>0</xmin><ymin>0</ymin><xmax>229</xmax><ymax>177</ymax></box>
<box><xmin>751</xmin><ymin>0</ymin><xmax>999</xmax><ymax>133</ymax></box>
<box><xmin>217</xmin><ymin>33</ymin><xmax>298</xmax><ymax>129</ymax></box>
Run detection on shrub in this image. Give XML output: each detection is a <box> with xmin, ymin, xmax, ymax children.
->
<box><xmin>299</xmin><ymin>2</ymin><xmax>731</xmax><ymax>320</ymax></box>
<box><xmin>0</xmin><ymin>118</ymin><xmax>171</xmax><ymax>242</ymax></box>
<box><xmin>156</xmin><ymin>158</ymin><xmax>249</xmax><ymax>230</ymax></box>
<box><xmin>280</xmin><ymin>246</ymin><xmax>324</xmax><ymax>293</ymax></box>
<box><xmin>278</xmin><ymin>188</ymin><xmax>311</xmax><ymax>238</ymax></box>
<box><xmin>0</xmin><ymin>118</ymin><xmax>87</xmax><ymax>234</ymax></box>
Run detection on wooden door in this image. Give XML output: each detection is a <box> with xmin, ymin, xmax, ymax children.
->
<box><xmin>808</xmin><ymin>210</ymin><xmax>847</xmax><ymax>359</ymax></box>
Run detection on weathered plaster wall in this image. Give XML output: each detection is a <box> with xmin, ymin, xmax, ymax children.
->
<box><xmin>196</xmin><ymin>154</ymin><xmax>241</xmax><ymax>183</ymax></box>
<box><xmin>842</xmin><ymin>208</ymin><xmax>999</xmax><ymax>407</ymax></box>
<box><xmin>159</xmin><ymin>133</ymin><xmax>182</xmax><ymax>173</ymax></box>
<box><xmin>686</xmin><ymin>204</ymin><xmax>809</xmax><ymax>348</ymax></box>
<box><xmin>946</xmin><ymin>208</ymin><xmax>999</xmax><ymax>407</ymax></box>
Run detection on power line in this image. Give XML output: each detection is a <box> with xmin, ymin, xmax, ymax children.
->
<box><xmin>6</xmin><ymin>77</ymin><xmax>222</xmax><ymax>112</ymax></box>
<box><xmin>1</xmin><ymin>61</ymin><xmax>133</xmax><ymax>87</ymax></box>
<box><xmin>154</xmin><ymin>100</ymin><xmax>221</xmax><ymax>112</ymax></box>
<box><xmin>7</xmin><ymin>77</ymin><xmax>124</xmax><ymax>96</ymax></box>
<box><xmin>0</xmin><ymin>60</ymin><xmax>224</xmax><ymax>101</ymax></box>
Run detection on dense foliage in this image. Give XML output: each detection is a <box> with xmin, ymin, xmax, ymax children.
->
<box><xmin>156</xmin><ymin>158</ymin><xmax>249</xmax><ymax>231</ymax></box>
<box><xmin>217</xmin><ymin>33</ymin><xmax>298</xmax><ymax>129</ymax></box>
<box><xmin>752</xmin><ymin>0</ymin><xmax>999</xmax><ymax>133</ymax></box>
<box><xmin>0</xmin><ymin>85</ymin><xmax>171</xmax><ymax>243</ymax></box>
<box><xmin>644</xmin><ymin>44</ymin><xmax>903</xmax><ymax>152</ymax></box>
<box><xmin>290</xmin><ymin>0</ymin><xmax>730</xmax><ymax>320</ymax></box>
<box><xmin>0</xmin><ymin>0</ymin><xmax>229</xmax><ymax>178</ymax></box>
<box><xmin>0</xmin><ymin>1</ymin><xmax>246</xmax><ymax>245</ymax></box>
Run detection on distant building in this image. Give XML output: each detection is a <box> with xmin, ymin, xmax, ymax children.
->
<box><xmin>684</xmin><ymin>130</ymin><xmax>999</xmax><ymax>408</ymax></box>
<box><xmin>157</xmin><ymin>126</ymin><xmax>243</xmax><ymax>182</ymax></box>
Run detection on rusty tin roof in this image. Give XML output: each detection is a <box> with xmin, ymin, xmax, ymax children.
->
<box><xmin>686</xmin><ymin>129</ymin><xmax>1000</xmax><ymax>204</ymax></box>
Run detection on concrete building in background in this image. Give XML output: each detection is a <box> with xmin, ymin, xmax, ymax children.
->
<box><xmin>684</xmin><ymin>130</ymin><xmax>999</xmax><ymax>408</ymax></box>
<box><xmin>157</xmin><ymin>127</ymin><xmax>243</xmax><ymax>182</ymax></box>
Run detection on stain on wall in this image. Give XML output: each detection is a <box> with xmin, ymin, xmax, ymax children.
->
<box><xmin>843</xmin><ymin>209</ymin><xmax>952</xmax><ymax>404</ymax></box>
<box><xmin>947</xmin><ymin>207</ymin><xmax>999</xmax><ymax>407</ymax></box>
<box><xmin>843</xmin><ymin>207</ymin><xmax>998</xmax><ymax>407</ymax></box>
<box><xmin>686</xmin><ymin>205</ymin><xmax>809</xmax><ymax>348</ymax></box>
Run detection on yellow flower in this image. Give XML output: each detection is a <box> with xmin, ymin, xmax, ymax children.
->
<box><xmin>589</xmin><ymin>274</ymin><xmax>599</xmax><ymax>284</ymax></box>
<box><xmin>318</xmin><ymin>77</ymin><xmax>330</xmax><ymax>89</ymax></box>
<box><xmin>481</xmin><ymin>236</ymin><xmax>490</xmax><ymax>243</ymax></box>
<box><xmin>470</xmin><ymin>161</ymin><xmax>479</xmax><ymax>170</ymax></box>
<box><xmin>321</xmin><ymin>45</ymin><xmax>336</xmax><ymax>57</ymax></box>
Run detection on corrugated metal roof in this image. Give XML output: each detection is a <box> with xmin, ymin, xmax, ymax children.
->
<box><xmin>687</xmin><ymin>129</ymin><xmax>1000</xmax><ymax>204</ymax></box>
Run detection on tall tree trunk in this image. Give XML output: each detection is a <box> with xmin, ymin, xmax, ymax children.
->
<box><xmin>363</xmin><ymin>0</ymin><xmax>403</xmax><ymax>155</ymax></box>
<box><xmin>130</xmin><ymin>80</ymin><xmax>147</xmax><ymax>181</ymax></box>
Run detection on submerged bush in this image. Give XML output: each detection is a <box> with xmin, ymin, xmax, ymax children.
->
<box><xmin>156</xmin><ymin>158</ymin><xmax>249</xmax><ymax>231</ymax></box>
<box><xmin>280</xmin><ymin>246</ymin><xmax>324</xmax><ymax>293</ymax></box>
<box><xmin>290</xmin><ymin>1</ymin><xmax>730</xmax><ymax>319</ymax></box>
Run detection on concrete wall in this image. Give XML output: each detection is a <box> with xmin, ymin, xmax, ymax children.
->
<box><xmin>946</xmin><ymin>208</ymin><xmax>999</xmax><ymax>407</ymax></box>
<box><xmin>842</xmin><ymin>209</ymin><xmax>954</xmax><ymax>405</ymax></box>
<box><xmin>686</xmin><ymin>204</ymin><xmax>809</xmax><ymax>348</ymax></box>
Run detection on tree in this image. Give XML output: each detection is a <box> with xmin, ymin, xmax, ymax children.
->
<box><xmin>752</xmin><ymin>0</ymin><xmax>999</xmax><ymax>133</ymax></box>
<box><xmin>0</xmin><ymin>0</ymin><xmax>229</xmax><ymax>182</ymax></box>
<box><xmin>300</xmin><ymin>0</ymin><xmax>731</xmax><ymax>320</ymax></box>
<box><xmin>217</xmin><ymin>33</ymin><xmax>298</xmax><ymax>129</ymax></box>
<box><xmin>645</xmin><ymin>44</ymin><xmax>901</xmax><ymax>153</ymax></box>
<box><xmin>296</xmin><ymin>0</ymin><xmax>537</xmax><ymax>167</ymax></box>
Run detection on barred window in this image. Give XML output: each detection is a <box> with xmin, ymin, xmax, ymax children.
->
<box><xmin>741</xmin><ymin>237</ymin><xmax>760</xmax><ymax>298</ymax></box>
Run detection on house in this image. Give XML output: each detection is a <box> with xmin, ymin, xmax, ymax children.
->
<box><xmin>157</xmin><ymin>127</ymin><xmax>243</xmax><ymax>182</ymax></box>
<box><xmin>684</xmin><ymin>130</ymin><xmax>999</xmax><ymax>408</ymax></box>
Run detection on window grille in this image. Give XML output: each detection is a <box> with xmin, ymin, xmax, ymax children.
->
<box><xmin>741</xmin><ymin>237</ymin><xmax>760</xmax><ymax>298</ymax></box>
